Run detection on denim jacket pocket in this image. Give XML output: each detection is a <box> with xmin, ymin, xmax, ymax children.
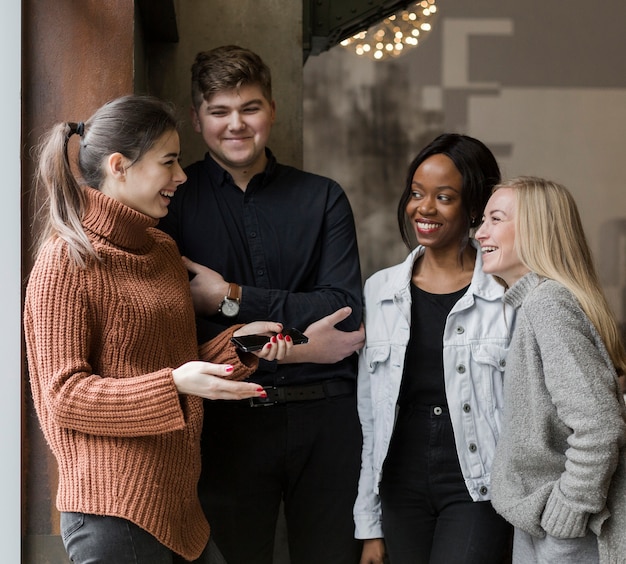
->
<box><xmin>470</xmin><ymin>341</ymin><xmax>508</xmax><ymax>368</ymax></box>
<box><xmin>470</xmin><ymin>341</ymin><xmax>508</xmax><ymax>411</ymax></box>
<box><xmin>365</xmin><ymin>344</ymin><xmax>391</xmax><ymax>403</ymax></box>
<box><xmin>366</xmin><ymin>344</ymin><xmax>390</xmax><ymax>372</ymax></box>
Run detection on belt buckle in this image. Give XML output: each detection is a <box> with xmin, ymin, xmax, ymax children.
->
<box><xmin>249</xmin><ymin>386</ymin><xmax>278</xmax><ymax>407</ymax></box>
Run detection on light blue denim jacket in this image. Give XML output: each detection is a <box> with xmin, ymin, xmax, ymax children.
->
<box><xmin>354</xmin><ymin>242</ymin><xmax>514</xmax><ymax>539</ymax></box>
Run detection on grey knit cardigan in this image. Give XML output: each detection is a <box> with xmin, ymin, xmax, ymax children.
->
<box><xmin>491</xmin><ymin>273</ymin><xmax>626</xmax><ymax>563</ymax></box>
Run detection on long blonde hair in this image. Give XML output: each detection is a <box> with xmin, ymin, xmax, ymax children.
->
<box><xmin>496</xmin><ymin>176</ymin><xmax>626</xmax><ymax>376</ymax></box>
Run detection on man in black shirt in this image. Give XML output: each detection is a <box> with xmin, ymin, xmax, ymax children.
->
<box><xmin>159</xmin><ymin>45</ymin><xmax>364</xmax><ymax>564</ymax></box>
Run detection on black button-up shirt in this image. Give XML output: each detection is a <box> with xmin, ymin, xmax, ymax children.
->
<box><xmin>159</xmin><ymin>150</ymin><xmax>362</xmax><ymax>386</ymax></box>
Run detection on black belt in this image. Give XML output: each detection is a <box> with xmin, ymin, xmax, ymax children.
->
<box><xmin>247</xmin><ymin>379</ymin><xmax>355</xmax><ymax>407</ymax></box>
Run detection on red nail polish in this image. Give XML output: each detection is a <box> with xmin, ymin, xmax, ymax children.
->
<box><xmin>285</xmin><ymin>335</ymin><xmax>292</xmax><ymax>343</ymax></box>
<box><xmin>225</xmin><ymin>365</ymin><xmax>234</xmax><ymax>372</ymax></box>
<box><xmin>271</xmin><ymin>336</ymin><xmax>277</xmax><ymax>343</ymax></box>
<box><xmin>277</xmin><ymin>333</ymin><xmax>284</xmax><ymax>341</ymax></box>
<box><xmin>256</xmin><ymin>387</ymin><xmax>264</xmax><ymax>392</ymax></box>
<box><xmin>259</xmin><ymin>391</ymin><xmax>267</xmax><ymax>397</ymax></box>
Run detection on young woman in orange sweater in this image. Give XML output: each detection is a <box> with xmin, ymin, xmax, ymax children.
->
<box><xmin>24</xmin><ymin>95</ymin><xmax>293</xmax><ymax>563</ymax></box>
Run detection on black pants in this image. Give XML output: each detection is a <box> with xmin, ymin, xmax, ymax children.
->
<box><xmin>379</xmin><ymin>404</ymin><xmax>511</xmax><ymax>564</ymax></box>
<box><xmin>198</xmin><ymin>394</ymin><xmax>363</xmax><ymax>564</ymax></box>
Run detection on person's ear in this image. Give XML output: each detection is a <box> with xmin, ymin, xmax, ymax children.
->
<box><xmin>270</xmin><ymin>99</ymin><xmax>276</xmax><ymax>125</ymax></box>
<box><xmin>469</xmin><ymin>208</ymin><xmax>479</xmax><ymax>227</ymax></box>
<box><xmin>190</xmin><ymin>106</ymin><xmax>201</xmax><ymax>133</ymax></box>
<box><xmin>106</xmin><ymin>152</ymin><xmax>127</xmax><ymax>181</ymax></box>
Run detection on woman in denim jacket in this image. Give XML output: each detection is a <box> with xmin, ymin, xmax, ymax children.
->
<box><xmin>354</xmin><ymin>134</ymin><xmax>513</xmax><ymax>564</ymax></box>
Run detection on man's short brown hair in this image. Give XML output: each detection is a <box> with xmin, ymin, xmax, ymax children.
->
<box><xmin>191</xmin><ymin>45</ymin><xmax>273</xmax><ymax>109</ymax></box>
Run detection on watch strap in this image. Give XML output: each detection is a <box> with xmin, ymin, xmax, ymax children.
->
<box><xmin>227</xmin><ymin>283</ymin><xmax>241</xmax><ymax>302</ymax></box>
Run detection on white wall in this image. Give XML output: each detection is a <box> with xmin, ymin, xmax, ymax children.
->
<box><xmin>1</xmin><ymin>2</ymin><xmax>22</xmax><ymax>562</ymax></box>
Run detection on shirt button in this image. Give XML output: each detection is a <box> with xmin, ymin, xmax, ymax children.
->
<box><xmin>250</xmin><ymin>232</ymin><xmax>257</xmax><ymax>238</ymax></box>
<box><xmin>463</xmin><ymin>403</ymin><xmax>471</xmax><ymax>413</ymax></box>
<box><xmin>479</xmin><ymin>486</ymin><xmax>488</xmax><ymax>496</ymax></box>
<box><xmin>455</xmin><ymin>326</ymin><xmax>464</xmax><ymax>334</ymax></box>
<box><xmin>457</xmin><ymin>364</ymin><xmax>466</xmax><ymax>374</ymax></box>
<box><xmin>433</xmin><ymin>406</ymin><xmax>442</xmax><ymax>416</ymax></box>
<box><xmin>468</xmin><ymin>443</ymin><xmax>477</xmax><ymax>453</ymax></box>
<box><xmin>499</xmin><ymin>359</ymin><xmax>506</xmax><ymax>367</ymax></box>
<box><xmin>257</xmin><ymin>269</ymin><xmax>264</xmax><ymax>276</ymax></box>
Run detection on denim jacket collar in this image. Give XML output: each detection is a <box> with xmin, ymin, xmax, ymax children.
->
<box><xmin>377</xmin><ymin>239</ymin><xmax>504</xmax><ymax>308</ymax></box>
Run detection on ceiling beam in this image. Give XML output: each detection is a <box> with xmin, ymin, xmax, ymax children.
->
<box><xmin>303</xmin><ymin>0</ymin><xmax>414</xmax><ymax>61</ymax></box>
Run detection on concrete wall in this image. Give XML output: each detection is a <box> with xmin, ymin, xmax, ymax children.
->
<box><xmin>146</xmin><ymin>0</ymin><xmax>304</xmax><ymax>169</ymax></box>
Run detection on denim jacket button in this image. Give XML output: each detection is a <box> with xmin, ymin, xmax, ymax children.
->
<box><xmin>457</xmin><ymin>364</ymin><xmax>466</xmax><ymax>374</ymax></box>
<box><xmin>463</xmin><ymin>403</ymin><xmax>471</xmax><ymax>413</ymax></box>
<box><xmin>455</xmin><ymin>326</ymin><xmax>464</xmax><ymax>334</ymax></box>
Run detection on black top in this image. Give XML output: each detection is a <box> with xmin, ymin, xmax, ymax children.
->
<box><xmin>398</xmin><ymin>283</ymin><xmax>469</xmax><ymax>407</ymax></box>
<box><xmin>158</xmin><ymin>149</ymin><xmax>362</xmax><ymax>386</ymax></box>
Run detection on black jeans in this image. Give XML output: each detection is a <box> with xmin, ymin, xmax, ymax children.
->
<box><xmin>379</xmin><ymin>404</ymin><xmax>511</xmax><ymax>564</ymax></box>
<box><xmin>61</xmin><ymin>513</ymin><xmax>177</xmax><ymax>564</ymax></box>
<box><xmin>198</xmin><ymin>393</ymin><xmax>363</xmax><ymax>564</ymax></box>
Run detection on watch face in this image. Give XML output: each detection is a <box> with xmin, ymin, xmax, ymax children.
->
<box><xmin>220</xmin><ymin>298</ymin><xmax>240</xmax><ymax>318</ymax></box>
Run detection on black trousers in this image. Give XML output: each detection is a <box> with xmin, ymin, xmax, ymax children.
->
<box><xmin>198</xmin><ymin>393</ymin><xmax>363</xmax><ymax>564</ymax></box>
<box><xmin>379</xmin><ymin>404</ymin><xmax>511</xmax><ymax>564</ymax></box>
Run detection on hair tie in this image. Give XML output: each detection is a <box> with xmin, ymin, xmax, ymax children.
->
<box><xmin>76</xmin><ymin>122</ymin><xmax>85</xmax><ymax>137</ymax></box>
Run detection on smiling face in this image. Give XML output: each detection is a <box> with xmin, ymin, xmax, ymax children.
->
<box><xmin>191</xmin><ymin>84</ymin><xmax>275</xmax><ymax>178</ymax></box>
<box><xmin>405</xmin><ymin>153</ymin><xmax>468</xmax><ymax>252</ymax></box>
<box><xmin>110</xmin><ymin>130</ymin><xmax>186</xmax><ymax>219</ymax></box>
<box><xmin>476</xmin><ymin>187</ymin><xmax>530</xmax><ymax>286</ymax></box>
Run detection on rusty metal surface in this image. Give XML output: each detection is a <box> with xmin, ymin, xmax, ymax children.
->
<box><xmin>21</xmin><ymin>0</ymin><xmax>135</xmax><ymax>542</ymax></box>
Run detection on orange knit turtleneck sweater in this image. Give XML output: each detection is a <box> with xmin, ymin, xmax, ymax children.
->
<box><xmin>24</xmin><ymin>187</ymin><xmax>257</xmax><ymax>560</ymax></box>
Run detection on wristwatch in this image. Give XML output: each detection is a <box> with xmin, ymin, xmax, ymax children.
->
<box><xmin>219</xmin><ymin>283</ymin><xmax>241</xmax><ymax>318</ymax></box>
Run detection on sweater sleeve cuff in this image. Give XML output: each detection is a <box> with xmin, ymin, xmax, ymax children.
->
<box><xmin>540</xmin><ymin>484</ymin><xmax>590</xmax><ymax>539</ymax></box>
<box><xmin>198</xmin><ymin>324</ymin><xmax>258</xmax><ymax>381</ymax></box>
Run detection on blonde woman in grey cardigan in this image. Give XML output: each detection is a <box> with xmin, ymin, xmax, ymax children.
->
<box><xmin>475</xmin><ymin>177</ymin><xmax>626</xmax><ymax>564</ymax></box>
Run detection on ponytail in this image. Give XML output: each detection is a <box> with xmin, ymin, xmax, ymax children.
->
<box><xmin>33</xmin><ymin>121</ymin><xmax>96</xmax><ymax>268</ymax></box>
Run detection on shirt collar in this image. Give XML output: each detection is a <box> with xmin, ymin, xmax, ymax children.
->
<box><xmin>203</xmin><ymin>148</ymin><xmax>277</xmax><ymax>189</ymax></box>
